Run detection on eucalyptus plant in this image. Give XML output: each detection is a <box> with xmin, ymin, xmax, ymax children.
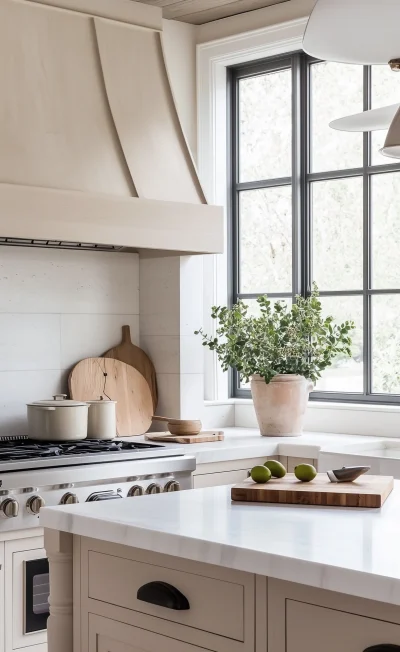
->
<box><xmin>195</xmin><ymin>286</ymin><xmax>355</xmax><ymax>385</ymax></box>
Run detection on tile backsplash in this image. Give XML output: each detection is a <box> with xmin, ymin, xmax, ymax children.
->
<box><xmin>0</xmin><ymin>246</ymin><xmax>139</xmax><ymax>436</ymax></box>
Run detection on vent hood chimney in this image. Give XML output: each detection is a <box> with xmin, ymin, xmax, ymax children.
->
<box><xmin>0</xmin><ymin>0</ymin><xmax>223</xmax><ymax>255</ymax></box>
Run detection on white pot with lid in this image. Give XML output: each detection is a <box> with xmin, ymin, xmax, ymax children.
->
<box><xmin>87</xmin><ymin>399</ymin><xmax>117</xmax><ymax>440</ymax></box>
<box><xmin>27</xmin><ymin>394</ymin><xmax>89</xmax><ymax>441</ymax></box>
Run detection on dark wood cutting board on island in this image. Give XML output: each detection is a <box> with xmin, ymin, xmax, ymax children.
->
<box><xmin>231</xmin><ymin>473</ymin><xmax>394</xmax><ymax>508</ymax></box>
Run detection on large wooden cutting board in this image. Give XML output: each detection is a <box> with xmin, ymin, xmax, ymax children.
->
<box><xmin>103</xmin><ymin>325</ymin><xmax>158</xmax><ymax>412</ymax></box>
<box><xmin>69</xmin><ymin>358</ymin><xmax>153</xmax><ymax>436</ymax></box>
<box><xmin>231</xmin><ymin>474</ymin><xmax>394</xmax><ymax>508</ymax></box>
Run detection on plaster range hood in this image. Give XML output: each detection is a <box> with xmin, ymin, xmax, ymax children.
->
<box><xmin>0</xmin><ymin>0</ymin><xmax>223</xmax><ymax>256</ymax></box>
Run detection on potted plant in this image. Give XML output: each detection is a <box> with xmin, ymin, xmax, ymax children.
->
<box><xmin>196</xmin><ymin>286</ymin><xmax>355</xmax><ymax>437</ymax></box>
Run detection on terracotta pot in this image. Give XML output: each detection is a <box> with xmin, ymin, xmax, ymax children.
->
<box><xmin>250</xmin><ymin>374</ymin><xmax>313</xmax><ymax>437</ymax></box>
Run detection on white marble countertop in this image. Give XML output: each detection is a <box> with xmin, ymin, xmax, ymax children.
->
<box><xmin>41</xmin><ymin>481</ymin><xmax>400</xmax><ymax>606</ymax></box>
<box><xmin>125</xmin><ymin>429</ymin><xmax>383</xmax><ymax>465</ymax></box>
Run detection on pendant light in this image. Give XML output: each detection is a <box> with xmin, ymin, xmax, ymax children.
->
<box><xmin>381</xmin><ymin>106</ymin><xmax>400</xmax><ymax>158</ymax></box>
<box><xmin>303</xmin><ymin>0</ymin><xmax>400</xmax><ymax>159</ymax></box>
<box><xmin>329</xmin><ymin>104</ymin><xmax>399</xmax><ymax>132</ymax></box>
<box><xmin>303</xmin><ymin>0</ymin><xmax>400</xmax><ymax>66</ymax></box>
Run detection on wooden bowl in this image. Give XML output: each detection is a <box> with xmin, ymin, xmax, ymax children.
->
<box><xmin>167</xmin><ymin>420</ymin><xmax>202</xmax><ymax>436</ymax></box>
<box><xmin>152</xmin><ymin>416</ymin><xmax>202</xmax><ymax>436</ymax></box>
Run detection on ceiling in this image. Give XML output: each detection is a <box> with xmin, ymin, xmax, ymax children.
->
<box><xmin>136</xmin><ymin>0</ymin><xmax>289</xmax><ymax>25</ymax></box>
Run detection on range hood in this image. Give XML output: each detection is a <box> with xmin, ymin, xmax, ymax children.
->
<box><xmin>0</xmin><ymin>0</ymin><xmax>223</xmax><ymax>256</ymax></box>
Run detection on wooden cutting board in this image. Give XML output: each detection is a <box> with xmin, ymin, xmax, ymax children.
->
<box><xmin>103</xmin><ymin>325</ymin><xmax>158</xmax><ymax>412</ymax></box>
<box><xmin>69</xmin><ymin>358</ymin><xmax>153</xmax><ymax>436</ymax></box>
<box><xmin>231</xmin><ymin>474</ymin><xmax>394</xmax><ymax>508</ymax></box>
<box><xmin>145</xmin><ymin>431</ymin><xmax>224</xmax><ymax>444</ymax></box>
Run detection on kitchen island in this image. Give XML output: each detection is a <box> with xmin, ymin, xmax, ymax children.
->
<box><xmin>40</xmin><ymin>484</ymin><xmax>400</xmax><ymax>652</ymax></box>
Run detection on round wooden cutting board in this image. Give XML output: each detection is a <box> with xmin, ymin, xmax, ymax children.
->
<box><xmin>69</xmin><ymin>358</ymin><xmax>153</xmax><ymax>436</ymax></box>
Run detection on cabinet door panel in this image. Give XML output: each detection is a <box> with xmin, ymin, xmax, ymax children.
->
<box><xmin>97</xmin><ymin>637</ymin><xmax>136</xmax><ymax>652</ymax></box>
<box><xmin>287</xmin><ymin>600</ymin><xmax>400</xmax><ymax>652</ymax></box>
<box><xmin>90</xmin><ymin>614</ymin><xmax>211</xmax><ymax>652</ymax></box>
<box><xmin>0</xmin><ymin>542</ymin><xmax>4</xmax><ymax>652</ymax></box>
<box><xmin>286</xmin><ymin>458</ymin><xmax>315</xmax><ymax>473</ymax></box>
<box><xmin>193</xmin><ymin>469</ymin><xmax>250</xmax><ymax>489</ymax></box>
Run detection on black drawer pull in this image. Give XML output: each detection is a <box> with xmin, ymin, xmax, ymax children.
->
<box><xmin>364</xmin><ymin>646</ymin><xmax>400</xmax><ymax>652</ymax></box>
<box><xmin>137</xmin><ymin>581</ymin><xmax>190</xmax><ymax>611</ymax></box>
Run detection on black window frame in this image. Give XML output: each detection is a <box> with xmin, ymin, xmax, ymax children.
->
<box><xmin>229</xmin><ymin>52</ymin><xmax>400</xmax><ymax>404</ymax></box>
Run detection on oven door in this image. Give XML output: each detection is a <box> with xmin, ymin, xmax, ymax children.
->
<box><xmin>25</xmin><ymin>557</ymin><xmax>49</xmax><ymax>634</ymax></box>
<box><xmin>5</xmin><ymin>537</ymin><xmax>48</xmax><ymax>651</ymax></box>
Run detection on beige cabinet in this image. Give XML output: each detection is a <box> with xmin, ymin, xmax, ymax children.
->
<box><xmin>48</xmin><ymin>534</ymin><xmax>400</xmax><ymax>652</ymax></box>
<box><xmin>287</xmin><ymin>601</ymin><xmax>400</xmax><ymax>652</ymax></box>
<box><xmin>0</xmin><ymin>542</ymin><xmax>4</xmax><ymax>652</ymax></box>
<box><xmin>87</xmin><ymin>550</ymin><xmax>245</xmax><ymax>641</ymax></box>
<box><xmin>79</xmin><ymin>538</ymin><xmax>255</xmax><ymax>652</ymax></box>
<box><xmin>193</xmin><ymin>469</ymin><xmax>250</xmax><ymax>488</ymax></box>
<box><xmin>286</xmin><ymin>457</ymin><xmax>318</xmax><ymax>472</ymax></box>
<box><xmin>89</xmin><ymin>614</ymin><xmax>213</xmax><ymax>652</ymax></box>
<box><xmin>268</xmin><ymin>579</ymin><xmax>400</xmax><ymax>652</ymax></box>
<box><xmin>193</xmin><ymin>457</ymin><xmax>318</xmax><ymax>489</ymax></box>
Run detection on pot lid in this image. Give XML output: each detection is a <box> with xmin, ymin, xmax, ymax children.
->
<box><xmin>27</xmin><ymin>394</ymin><xmax>88</xmax><ymax>407</ymax></box>
<box><xmin>86</xmin><ymin>399</ymin><xmax>117</xmax><ymax>404</ymax></box>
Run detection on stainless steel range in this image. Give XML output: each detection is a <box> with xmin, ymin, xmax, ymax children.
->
<box><xmin>0</xmin><ymin>437</ymin><xmax>195</xmax><ymax>651</ymax></box>
<box><xmin>0</xmin><ymin>437</ymin><xmax>195</xmax><ymax>533</ymax></box>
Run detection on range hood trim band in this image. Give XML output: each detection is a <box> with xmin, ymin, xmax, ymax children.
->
<box><xmin>0</xmin><ymin>183</ymin><xmax>224</xmax><ymax>255</ymax></box>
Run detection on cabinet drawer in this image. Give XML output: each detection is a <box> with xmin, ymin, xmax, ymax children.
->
<box><xmin>193</xmin><ymin>469</ymin><xmax>250</xmax><ymax>488</ymax></box>
<box><xmin>89</xmin><ymin>613</ymin><xmax>214</xmax><ymax>652</ymax></box>
<box><xmin>287</xmin><ymin>601</ymin><xmax>400</xmax><ymax>652</ymax></box>
<box><xmin>88</xmin><ymin>551</ymin><xmax>245</xmax><ymax>641</ymax></box>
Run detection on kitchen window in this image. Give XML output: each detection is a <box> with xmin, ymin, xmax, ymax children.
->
<box><xmin>229</xmin><ymin>53</ymin><xmax>400</xmax><ymax>403</ymax></box>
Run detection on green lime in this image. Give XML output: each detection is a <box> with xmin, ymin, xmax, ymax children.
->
<box><xmin>264</xmin><ymin>460</ymin><xmax>287</xmax><ymax>478</ymax></box>
<box><xmin>294</xmin><ymin>463</ymin><xmax>317</xmax><ymax>482</ymax></box>
<box><xmin>250</xmin><ymin>465</ymin><xmax>272</xmax><ymax>484</ymax></box>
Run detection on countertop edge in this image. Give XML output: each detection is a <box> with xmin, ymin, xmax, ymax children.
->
<box><xmin>40</xmin><ymin>507</ymin><xmax>400</xmax><ymax>607</ymax></box>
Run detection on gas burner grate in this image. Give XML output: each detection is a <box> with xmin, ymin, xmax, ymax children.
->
<box><xmin>0</xmin><ymin>439</ymin><xmax>163</xmax><ymax>462</ymax></box>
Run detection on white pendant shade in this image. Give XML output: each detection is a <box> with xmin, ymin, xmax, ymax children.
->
<box><xmin>303</xmin><ymin>0</ymin><xmax>400</xmax><ymax>65</ymax></box>
<box><xmin>330</xmin><ymin>104</ymin><xmax>400</xmax><ymax>132</ymax></box>
<box><xmin>381</xmin><ymin>106</ymin><xmax>400</xmax><ymax>158</ymax></box>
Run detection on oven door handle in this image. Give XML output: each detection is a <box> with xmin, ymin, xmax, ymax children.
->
<box><xmin>137</xmin><ymin>581</ymin><xmax>190</xmax><ymax>610</ymax></box>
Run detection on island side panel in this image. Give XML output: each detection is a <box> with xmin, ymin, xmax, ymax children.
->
<box><xmin>44</xmin><ymin>528</ymin><xmax>74</xmax><ymax>652</ymax></box>
<box><xmin>78</xmin><ymin>536</ymin><xmax>255</xmax><ymax>652</ymax></box>
<box><xmin>268</xmin><ymin>578</ymin><xmax>400</xmax><ymax>652</ymax></box>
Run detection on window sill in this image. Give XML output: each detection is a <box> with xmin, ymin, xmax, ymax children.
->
<box><xmin>204</xmin><ymin>398</ymin><xmax>400</xmax><ymax>437</ymax></box>
<box><xmin>233</xmin><ymin>398</ymin><xmax>400</xmax><ymax>413</ymax></box>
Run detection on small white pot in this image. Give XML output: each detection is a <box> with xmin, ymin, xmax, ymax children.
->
<box><xmin>27</xmin><ymin>394</ymin><xmax>89</xmax><ymax>441</ymax></box>
<box><xmin>250</xmin><ymin>374</ymin><xmax>314</xmax><ymax>437</ymax></box>
<box><xmin>87</xmin><ymin>400</ymin><xmax>117</xmax><ymax>440</ymax></box>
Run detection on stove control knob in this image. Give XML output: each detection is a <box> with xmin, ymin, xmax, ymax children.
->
<box><xmin>60</xmin><ymin>492</ymin><xmax>79</xmax><ymax>505</ymax></box>
<box><xmin>1</xmin><ymin>498</ymin><xmax>19</xmax><ymax>518</ymax></box>
<box><xmin>146</xmin><ymin>483</ymin><xmax>162</xmax><ymax>495</ymax></box>
<box><xmin>128</xmin><ymin>485</ymin><xmax>144</xmax><ymax>497</ymax></box>
<box><xmin>164</xmin><ymin>481</ymin><xmax>180</xmax><ymax>492</ymax></box>
<box><xmin>26</xmin><ymin>495</ymin><xmax>45</xmax><ymax>515</ymax></box>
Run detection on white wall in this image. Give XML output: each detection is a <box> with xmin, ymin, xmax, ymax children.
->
<box><xmin>196</xmin><ymin>0</ymin><xmax>315</xmax><ymax>43</ymax></box>
<box><xmin>0</xmin><ymin>247</ymin><xmax>139</xmax><ymax>436</ymax></box>
<box><xmin>140</xmin><ymin>255</ymin><xmax>205</xmax><ymax>421</ymax></box>
<box><xmin>0</xmin><ymin>18</ymin><xmax>200</xmax><ymax>436</ymax></box>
